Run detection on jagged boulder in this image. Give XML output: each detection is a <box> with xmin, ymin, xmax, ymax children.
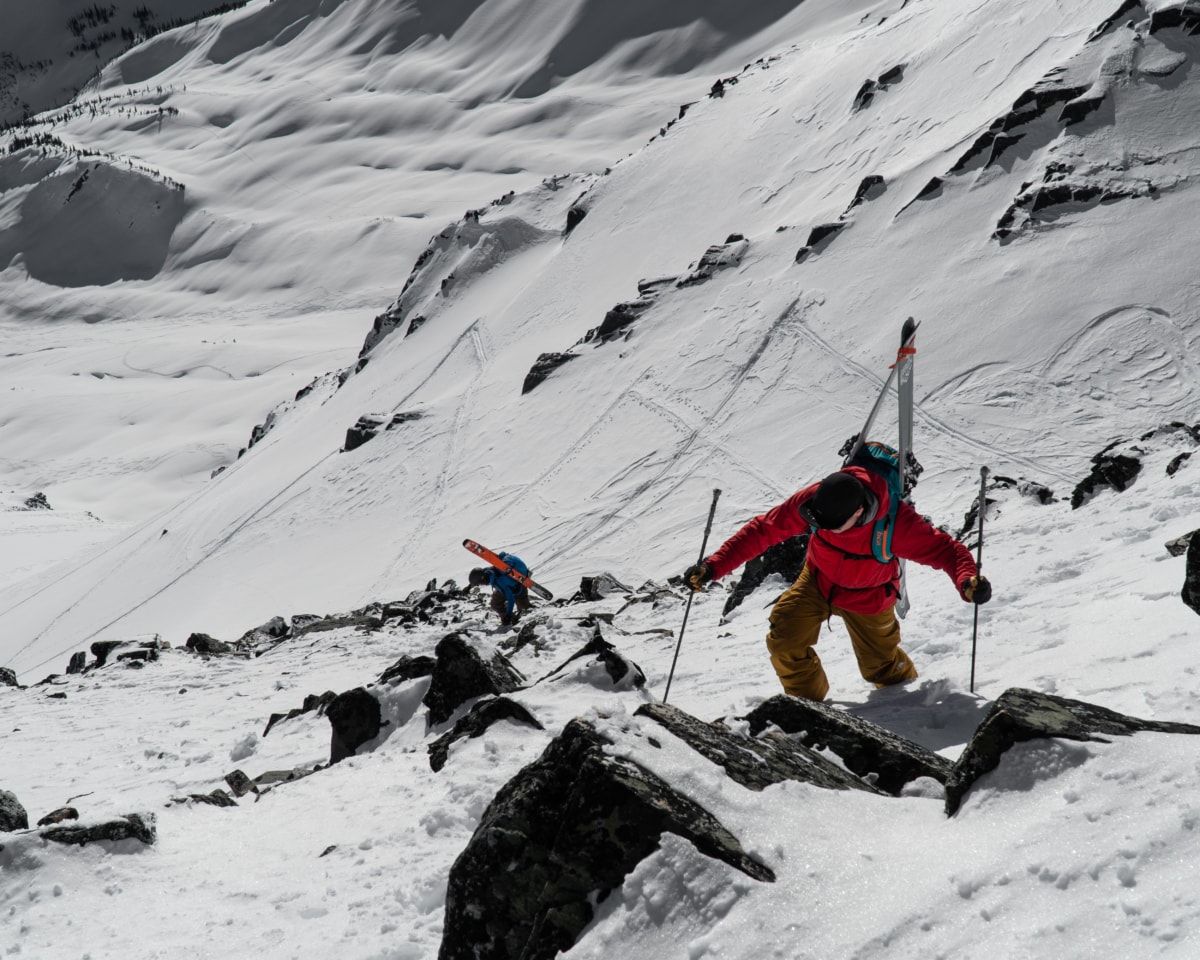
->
<box><xmin>522</xmin><ymin>352</ymin><xmax>578</xmax><ymax>394</ymax></box>
<box><xmin>537</xmin><ymin>626</ymin><xmax>645</xmax><ymax>691</ymax></box>
<box><xmin>423</xmin><ymin>634</ymin><xmax>525</xmax><ymax>726</ymax></box>
<box><xmin>677</xmin><ymin>234</ymin><xmax>749</xmax><ymax>286</ymax></box>
<box><xmin>428</xmin><ymin>697</ymin><xmax>544</xmax><ymax>772</ymax></box>
<box><xmin>438</xmin><ymin>716</ymin><xmax>773</xmax><ymax>960</ymax></box>
<box><xmin>637</xmin><ymin>702</ymin><xmax>884</xmax><ymax>794</ymax></box>
<box><xmin>1183</xmin><ymin>533</ymin><xmax>1200</xmax><ymax>616</ymax></box>
<box><xmin>263</xmin><ymin>690</ymin><xmax>337</xmax><ymax>736</ymax></box>
<box><xmin>945</xmin><ymin>688</ymin><xmax>1200</xmax><ymax>814</ymax></box>
<box><xmin>0</xmin><ymin>790</ymin><xmax>29</xmax><ymax>832</ymax></box>
<box><xmin>0</xmin><ymin>667</ymin><xmax>17</xmax><ymax>688</ymax></box>
<box><xmin>740</xmin><ymin>695</ymin><xmax>953</xmax><ymax>794</ymax></box>
<box><xmin>185</xmin><ymin>633</ymin><xmax>232</xmax><ymax>655</ymax></box>
<box><xmin>326</xmin><ymin>688</ymin><xmax>383</xmax><ymax>764</ymax></box>
<box><xmin>573</xmin><ymin>573</ymin><xmax>632</xmax><ymax>601</ymax></box>
<box><xmin>65</xmin><ymin>651</ymin><xmax>87</xmax><ymax>674</ymax></box>
<box><xmin>36</xmin><ymin>807</ymin><xmax>78</xmax><ymax>827</ymax></box>
<box><xmin>378</xmin><ymin>654</ymin><xmax>437</xmax><ymax>686</ymax></box>
<box><xmin>1070</xmin><ymin>442</ymin><xmax>1142</xmax><ymax>508</ymax></box>
<box><xmin>41</xmin><ymin>813</ymin><xmax>156</xmax><ymax>847</ymax></box>
<box><xmin>723</xmin><ymin>534</ymin><xmax>808</xmax><ymax>616</ymax></box>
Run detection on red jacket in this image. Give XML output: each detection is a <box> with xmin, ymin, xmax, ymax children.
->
<box><xmin>705</xmin><ymin>466</ymin><xmax>977</xmax><ymax>614</ymax></box>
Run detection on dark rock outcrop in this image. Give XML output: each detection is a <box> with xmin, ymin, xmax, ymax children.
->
<box><xmin>438</xmin><ymin>717</ymin><xmax>773</xmax><ymax>960</ymax></box>
<box><xmin>185</xmin><ymin>632</ymin><xmax>232</xmax><ymax>655</ymax></box>
<box><xmin>1183</xmin><ymin>532</ymin><xmax>1200</xmax><ymax>616</ymax></box>
<box><xmin>41</xmin><ymin>813</ymin><xmax>156</xmax><ymax>847</ymax></box>
<box><xmin>1070</xmin><ymin>443</ymin><xmax>1142</xmax><ymax>508</ymax></box>
<box><xmin>378</xmin><ymin>654</ymin><xmax>437</xmax><ymax>686</ymax></box>
<box><xmin>945</xmin><ymin>688</ymin><xmax>1200</xmax><ymax>814</ymax></box>
<box><xmin>573</xmin><ymin>573</ymin><xmax>632</xmax><ymax>601</ymax></box>
<box><xmin>676</xmin><ymin>234</ymin><xmax>749</xmax><ymax>286</ymax></box>
<box><xmin>36</xmin><ymin>806</ymin><xmax>79</xmax><ymax>827</ymax></box>
<box><xmin>263</xmin><ymin>690</ymin><xmax>337</xmax><ymax>736</ymax></box>
<box><xmin>327</xmin><ymin>687</ymin><xmax>383</xmax><ymax>764</ymax></box>
<box><xmin>0</xmin><ymin>790</ymin><xmax>29</xmax><ymax>832</ymax></box>
<box><xmin>428</xmin><ymin>697</ymin><xmax>544</xmax><ymax>772</ymax></box>
<box><xmin>66</xmin><ymin>651</ymin><xmax>87</xmax><ymax>675</ymax></box>
<box><xmin>723</xmin><ymin>533</ymin><xmax>808</xmax><ymax>616</ymax></box>
<box><xmin>794</xmin><ymin>221</ymin><xmax>846</xmax><ymax>262</ymax></box>
<box><xmin>847</xmin><ymin>174</ymin><xmax>886</xmax><ymax>209</ymax></box>
<box><xmin>224</xmin><ymin>769</ymin><xmax>258</xmax><ymax>797</ymax></box>
<box><xmin>638</xmin><ymin>702</ymin><xmax>884</xmax><ymax>794</ymax></box>
<box><xmin>740</xmin><ymin>695</ymin><xmax>953</xmax><ymax>794</ymax></box>
<box><xmin>423</xmin><ymin>634</ymin><xmax>526</xmax><ymax>726</ymax></box>
<box><xmin>343</xmin><ymin>411</ymin><xmax>423</xmax><ymax>452</ymax></box>
<box><xmin>0</xmin><ymin>667</ymin><xmax>17</xmax><ymax>688</ymax></box>
<box><xmin>521</xmin><ymin>352</ymin><xmax>578</xmax><ymax>394</ymax></box>
<box><xmin>537</xmin><ymin>627</ymin><xmax>646</xmax><ymax>690</ymax></box>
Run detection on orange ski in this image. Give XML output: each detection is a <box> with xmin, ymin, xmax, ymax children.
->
<box><xmin>462</xmin><ymin>540</ymin><xmax>553</xmax><ymax>601</ymax></box>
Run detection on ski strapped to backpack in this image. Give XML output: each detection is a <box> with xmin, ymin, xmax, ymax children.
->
<box><xmin>838</xmin><ymin>318</ymin><xmax>922</xmax><ymax>616</ymax></box>
<box><xmin>462</xmin><ymin>539</ymin><xmax>554</xmax><ymax>601</ymax></box>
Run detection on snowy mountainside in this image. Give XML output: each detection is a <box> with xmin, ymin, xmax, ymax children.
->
<box><xmin>0</xmin><ymin>0</ymin><xmax>814</xmax><ymax>533</ymax></box>
<box><xmin>5</xmin><ymin>0</ymin><xmax>1200</xmax><ymax>670</ymax></box>
<box><xmin>4</xmin><ymin>2</ymin><xmax>1200</xmax><ymax>958</ymax></box>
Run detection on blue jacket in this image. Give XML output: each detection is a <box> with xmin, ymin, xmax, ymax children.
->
<box><xmin>487</xmin><ymin>552</ymin><xmax>529</xmax><ymax>617</ymax></box>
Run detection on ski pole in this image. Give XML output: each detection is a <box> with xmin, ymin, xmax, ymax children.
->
<box><xmin>969</xmin><ymin>466</ymin><xmax>989</xmax><ymax>693</ymax></box>
<box><xmin>663</xmin><ymin>487</ymin><xmax>722</xmax><ymax>704</ymax></box>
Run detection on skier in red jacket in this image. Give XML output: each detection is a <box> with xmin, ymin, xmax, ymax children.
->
<box><xmin>684</xmin><ymin>466</ymin><xmax>991</xmax><ymax>701</ymax></box>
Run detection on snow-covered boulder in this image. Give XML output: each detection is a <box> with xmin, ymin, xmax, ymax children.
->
<box><xmin>741</xmin><ymin>693</ymin><xmax>954</xmax><ymax>795</ymax></box>
<box><xmin>423</xmin><ymin>633</ymin><xmax>526</xmax><ymax>726</ymax></box>
<box><xmin>945</xmin><ymin>688</ymin><xmax>1200</xmax><ymax>814</ymax></box>
<box><xmin>326</xmin><ymin>687</ymin><xmax>382</xmax><ymax>764</ymax></box>
<box><xmin>427</xmin><ymin>696</ymin><xmax>543</xmax><ymax>773</ymax></box>
<box><xmin>439</xmin><ymin>712</ymin><xmax>778</xmax><ymax>960</ymax></box>
<box><xmin>0</xmin><ymin>790</ymin><xmax>29</xmax><ymax>832</ymax></box>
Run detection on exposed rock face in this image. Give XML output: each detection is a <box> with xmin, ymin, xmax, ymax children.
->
<box><xmin>677</xmin><ymin>234</ymin><xmax>749</xmax><ymax>286</ymax></box>
<box><xmin>1070</xmin><ymin>443</ymin><xmax>1142</xmax><ymax>507</ymax></box>
<box><xmin>722</xmin><ymin>534</ymin><xmax>808</xmax><ymax>616</ymax></box>
<box><xmin>343</xmin><ymin>411</ymin><xmax>423</xmax><ymax>452</ymax></box>
<box><xmin>740</xmin><ymin>695</ymin><xmax>953</xmax><ymax>795</ymax></box>
<box><xmin>573</xmin><ymin>572</ymin><xmax>632</xmax><ymax>601</ymax></box>
<box><xmin>0</xmin><ymin>790</ymin><xmax>29</xmax><ymax>832</ymax></box>
<box><xmin>378</xmin><ymin>655</ymin><xmax>437</xmax><ymax>686</ymax></box>
<box><xmin>263</xmin><ymin>690</ymin><xmax>337</xmax><ymax>736</ymax></box>
<box><xmin>945</xmin><ymin>688</ymin><xmax>1200</xmax><ymax>814</ymax></box>
<box><xmin>438</xmin><ymin>717</ymin><xmax>773</xmax><ymax>960</ymax></box>
<box><xmin>41</xmin><ymin>813</ymin><xmax>156</xmax><ymax>847</ymax></box>
<box><xmin>35</xmin><ymin>806</ymin><xmax>78</xmax><ymax>827</ymax></box>
<box><xmin>428</xmin><ymin>697</ymin><xmax>544</xmax><ymax>772</ymax></box>
<box><xmin>521</xmin><ymin>352</ymin><xmax>577</xmax><ymax>394</ymax></box>
<box><xmin>185</xmin><ymin>632</ymin><xmax>232</xmax><ymax>655</ymax></box>
<box><xmin>638</xmin><ymin>702</ymin><xmax>883</xmax><ymax>794</ymax></box>
<box><xmin>423</xmin><ymin>634</ymin><xmax>526</xmax><ymax>726</ymax></box>
<box><xmin>66</xmin><ymin>651</ymin><xmax>87</xmax><ymax>674</ymax></box>
<box><xmin>0</xmin><ymin>667</ymin><xmax>17</xmax><ymax>687</ymax></box>
<box><xmin>326</xmin><ymin>688</ymin><xmax>383</xmax><ymax>764</ymax></box>
<box><xmin>1183</xmin><ymin>532</ymin><xmax>1200</xmax><ymax>616</ymax></box>
<box><xmin>794</xmin><ymin>221</ymin><xmax>846</xmax><ymax>262</ymax></box>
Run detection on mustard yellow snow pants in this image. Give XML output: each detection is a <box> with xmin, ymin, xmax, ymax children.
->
<box><xmin>765</xmin><ymin>565</ymin><xmax>917</xmax><ymax>701</ymax></box>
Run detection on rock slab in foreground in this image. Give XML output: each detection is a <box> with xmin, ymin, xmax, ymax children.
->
<box><xmin>945</xmin><ymin>688</ymin><xmax>1200</xmax><ymax>814</ymax></box>
<box><xmin>739</xmin><ymin>694</ymin><xmax>953</xmax><ymax>794</ymax></box>
<box><xmin>438</xmin><ymin>717</ymin><xmax>773</xmax><ymax>960</ymax></box>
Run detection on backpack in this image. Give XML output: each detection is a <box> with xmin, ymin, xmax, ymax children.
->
<box><xmin>844</xmin><ymin>441</ymin><xmax>907</xmax><ymax>564</ymax></box>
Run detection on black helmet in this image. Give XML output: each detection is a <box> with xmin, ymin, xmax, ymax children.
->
<box><xmin>800</xmin><ymin>471</ymin><xmax>865</xmax><ymax>529</ymax></box>
<box><xmin>467</xmin><ymin>567</ymin><xmax>491</xmax><ymax>587</ymax></box>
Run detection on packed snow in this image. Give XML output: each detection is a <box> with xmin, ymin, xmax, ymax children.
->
<box><xmin>3</xmin><ymin>0</ymin><xmax>1200</xmax><ymax>957</ymax></box>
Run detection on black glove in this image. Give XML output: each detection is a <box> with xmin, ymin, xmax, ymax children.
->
<box><xmin>684</xmin><ymin>562</ymin><xmax>713</xmax><ymax>592</ymax></box>
<box><xmin>961</xmin><ymin>575</ymin><xmax>992</xmax><ymax>605</ymax></box>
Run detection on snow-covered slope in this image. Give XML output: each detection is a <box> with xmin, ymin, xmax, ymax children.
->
<box><xmin>4</xmin><ymin>1</ymin><xmax>1200</xmax><ymax>956</ymax></box>
<box><xmin>4</xmin><ymin>0</ymin><xmax>1199</xmax><ymax>669</ymax></box>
